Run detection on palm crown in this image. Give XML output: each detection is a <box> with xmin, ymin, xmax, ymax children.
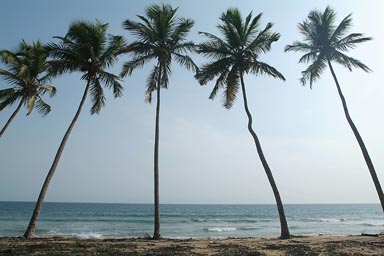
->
<box><xmin>285</xmin><ymin>6</ymin><xmax>372</xmax><ymax>87</ymax></box>
<box><xmin>120</xmin><ymin>3</ymin><xmax>197</xmax><ymax>102</ymax></box>
<box><xmin>0</xmin><ymin>40</ymin><xmax>56</xmax><ymax>116</ymax></box>
<box><xmin>196</xmin><ymin>8</ymin><xmax>285</xmax><ymax>108</ymax></box>
<box><xmin>46</xmin><ymin>20</ymin><xmax>125</xmax><ymax>113</ymax></box>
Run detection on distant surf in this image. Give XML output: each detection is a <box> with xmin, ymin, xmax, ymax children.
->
<box><xmin>0</xmin><ymin>202</ymin><xmax>383</xmax><ymax>238</ymax></box>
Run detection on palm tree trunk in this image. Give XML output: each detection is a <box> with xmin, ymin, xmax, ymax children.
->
<box><xmin>240</xmin><ymin>75</ymin><xmax>290</xmax><ymax>239</ymax></box>
<box><xmin>23</xmin><ymin>81</ymin><xmax>91</xmax><ymax>238</ymax></box>
<box><xmin>153</xmin><ymin>64</ymin><xmax>162</xmax><ymax>240</ymax></box>
<box><xmin>328</xmin><ymin>61</ymin><xmax>384</xmax><ymax>212</ymax></box>
<box><xmin>0</xmin><ymin>100</ymin><xmax>23</xmax><ymax>139</ymax></box>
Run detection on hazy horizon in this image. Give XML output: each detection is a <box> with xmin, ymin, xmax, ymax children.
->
<box><xmin>1</xmin><ymin>0</ymin><xmax>384</xmax><ymax>205</ymax></box>
<box><xmin>0</xmin><ymin>200</ymin><xmax>381</xmax><ymax>205</ymax></box>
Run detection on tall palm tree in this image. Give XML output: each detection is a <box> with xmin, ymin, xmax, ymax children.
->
<box><xmin>23</xmin><ymin>20</ymin><xmax>125</xmax><ymax>238</ymax></box>
<box><xmin>285</xmin><ymin>6</ymin><xmax>384</xmax><ymax>212</ymax></box>
<box><xmin>120</xmin><ymin>4</ymin><xmax>197</xmax><ymax>239</ymax></box>
<box><xmin>196</xmin><ymin>8</ymin><xmax>290</xmax><ymax>239</ymax></box>
<box><xmin>0</xmin><ymin>40</ymin><xmax>56</xmax><ymax>139</ymax></box>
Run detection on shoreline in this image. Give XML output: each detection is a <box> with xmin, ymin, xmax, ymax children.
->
<box><xmin>1</xmin><ymin>234</ymin><xmax>383</xmax><ymax>255</ymax></box>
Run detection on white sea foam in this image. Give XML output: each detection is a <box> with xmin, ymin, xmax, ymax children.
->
<box><xmin>206</xmin><ymin>227</ymin><xmax>237</xmax><ymax>232</ymax></box>
<box><xmin>360</xmin><ymin>222</ymin><xmax>384</xmax><ymax>227</ymax></box>
<box><xmin>238</xmin><ymin>226</ymin><xmax>258</xmax><ymax>231</ymax></box>
<box><xmin>191</xmin><ymin>218</ymin><xmax>206</xmax><ymax>222</ymax></box>
<box><xmin>74</xmin><ymin>233</ymin><xmax>103</xmax><ymax>239</ymax></box>
<box><xmin>299</xmin><ymin>218</ymin><xmax>350</xmax><ymax>223</ymax></box>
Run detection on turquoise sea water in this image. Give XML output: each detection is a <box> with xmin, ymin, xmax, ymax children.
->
<box><xmin>0</xmin><ymin>202</ymin><xmax>383</xmax><ymax>238</ymax></box>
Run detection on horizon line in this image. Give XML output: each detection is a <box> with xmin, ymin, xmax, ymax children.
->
<box><xmin>0</xmin><ymin>200</ymin><xmax>380</xmax><ymax>205</ymax></box>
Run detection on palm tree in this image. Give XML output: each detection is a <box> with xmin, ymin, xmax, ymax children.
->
<box><xmin>120</xmin><ymin>4</ymin><xmax>197</xmax><ymax>239</ymax></box>
<box><xmin>195</xmin><ymin>8</ymin><xmax>290</xmax><ymax>239</ymax></box>
<box><xmin>285</xmin><ymin>6</ymin><xmax>384</xmax><ymax>212</ymax></box>
<box><xmin>23</xmin><ymin>20</ymin><xmax>125</xmax><ymax>238</ymax></box>
<box><xmin>0</xmin><ymin>40</ymin><xmax>56</xmax><ymax>139</ymax></box>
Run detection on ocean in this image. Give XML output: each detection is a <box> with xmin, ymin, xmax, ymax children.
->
<box><xmin>0</xmin><ymin>202</ymin><xmax>383</xmax><ymax>238</ymax></box>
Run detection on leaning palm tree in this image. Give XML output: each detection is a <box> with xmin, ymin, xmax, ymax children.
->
<box><xmin>0</xmin><ymin>40</ymin><xmax>55</xmax><ymax>139</ymax></box>
<box><xmin>285</xmin><ymin>6</ymin><xmax>384</xmax><ymax>212</ymax></box>
<box><xmin>196</xmin><ymin>8</ymin><xmax>290</xmax><ymax>239</ymax></box>
<box><xmin>120</xmin><ymin>4</ymin><xmax>197</xmax><ymax>239</ymax></box>
<box><xmin>23</xmin><ymin>20</ymin><xmax>125</xmax><ymax>238</ymax></box>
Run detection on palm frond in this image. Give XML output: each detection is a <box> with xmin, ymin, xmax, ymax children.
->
<box><xmin>284</xmin><ymin>41</ymin><xmax>314</xmax><ymax>53</ymax></box>
<box><xmin>297</xmin><ymin>51</ymin><xmax>319</xmax><ymax>64</ymax></box>
<box><xmin>120</xmin><ymin>54</ymin><xmax>153</xmax><ymax>77</ymax></box>
<box><xmin>172</xmin><ymin>18</ymin><xmax>194</xmax><ymax>42</ymax></box>
<box><xmin>26</xmin><ymin>95</ymin><xmax>36</xmax><ymax>115</ymax></box>
<box><xmin>300</xmin><ymin>56</ymin><xmax>327</xmax><ymax>87</ymax></box>
<box><xmin>223</xmin><ymin>66</ymin><xmax>239</xmax><ymax>109</ymax></box>
<box><xmin>160</xmin><ymin>63</ymin><xmax>170</xmax><ymax>89</ymax></box>
<box><xmin>208</xmin><ymin>68</ymin><xmax>229</xmax><ymax>100</ymax></box>
<box><xmin>0</xmin><ymin>50</ymin><xmax>21</xmax><ymax>67</ymax></box>
<box><xmin>0</xmin><ymin>88</ymin><xmax>16</xmax><ymax>100</ymax></box>
<box><xmin>246</xmin><ymin>23</ymin><xmax>279</xmax><ymax>55</ymax></box>
<box><xmin>249</xmin><ymin>61</ymin><xmax>286</xmax><ymax>81</ymax></box>
<box><xmin>48</xmin><ymin>59</ymin><xmax>78</xmax><ymax>76</ymax></box>
<box><xmin>332</xmin><ymin>50</ymin><xmax>371</xmax><ymax>72</ymax></box>
<box><xmin>89</xmin><ymin>78</ymin><xmax>105</xmax><ymax>114</ymax></box>
<box><xmin>145</xmin><ymin>65</ymin><xmax>159</xmax><ymax>103</ymax></box>
<box><xmin>330</xmin><ymin>13</ymin><xmax>352</xmax><ymax>42</ymax></box>
<box><xmin>37</xmin><ymin>72</ymin><xmax>53</xmax><ymax>85</ymax></box>
<box><xmin>98</xmin><ymin>71</ymin><xmax>123</xmax><ymax>98</ymax></box>
<box><xmin>112</xmin><ymin>80</ymin><xmax>124</xmax><ymax>98</ymax></box>
<box><xmin>195</xmin><ymin>57</ymin><xmax>232</xmax><ymax>85</ymax></box>
<box><xmin>198</xmin><ymin>32</ymin><xmax>228</xmax><ymax>46</ymax></box>
<box><xmin>38</xmin><ymin>85</ymin><xmax>57</xmax><ymax>97</ymax></box>
<box><xmin>0</xmin><ymin>69</ymin><xmax>23</xmax><ymax>86</ymax></box>
<box><xmin>123</xmin><ymin>19</ymin><xmax>156</xmax><ymax>44</ymax></box>
<box><xmin>172</xmin><ymin>41</ymin><xmax>196</xmax><ymax>55</ymax></box>
<box><xmin>172</xmin><ymin>53</ymin><xmax>198</xmax><ymax>72</ymax></box>
<box><xmin>335</xmin><ymin>33</ymin><xmax>372</xmax><ymax>51</ymax></box>
<box><xmin>245</xmin><ymin>12</ymin><xmax>262</xmax><ymax>39</ymax></box>
<box><xmin>297</xmin><ymin>17</ymin><xmax>320</xmax><ymax>44</ymax></box>
<box><xmin>197</xmin><ymin>38</ymin><xmax>231</xmax><ymax>60</ymax></box>
<box><xmin>100</xmin><ymin>35</ymin><xmax>126</xmax><ymax>67</ymax></box>
<box><xmin>0</xmin><ymin>93</ymin><xmax>22</xmax><ymax>111</ymax></box>
<box><xmin>35</xmin><ymin>97</ymin><xmax>51</xmax><ymax>116</ymax></box>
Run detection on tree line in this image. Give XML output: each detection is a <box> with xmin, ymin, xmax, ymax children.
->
<box><xmin>0</xmin><ymin>4</ymin><xmax>382</xmax><ymax>240</ymax></box>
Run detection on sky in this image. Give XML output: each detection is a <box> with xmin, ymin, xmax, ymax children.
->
<box><xmin>0</xmin><ymin>0</ymin><xmax>383</xmax><ymax>204</ymax></box>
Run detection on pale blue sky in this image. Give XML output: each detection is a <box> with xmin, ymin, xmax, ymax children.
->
<box><xmin>0</xmin><ymin>0</ymin><xmax>383</xmax><ymax>204</ymax></box>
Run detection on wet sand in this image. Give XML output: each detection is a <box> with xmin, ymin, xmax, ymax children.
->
<box><xmin>0</xmin><ymin>234</ymin><xmax>383</xmax><ymax>255</ymax></box>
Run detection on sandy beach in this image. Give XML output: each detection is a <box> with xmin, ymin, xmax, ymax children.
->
<box><xmin>0</xmin><ymin>235</ymin><xmax>383</xmax><ymax>255</ymax></box>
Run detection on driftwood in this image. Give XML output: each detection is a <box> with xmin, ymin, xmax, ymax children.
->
<box><xmin>361</xmin><ymin>233</ymin><xmax>379</xmax><ymax>237</ymax></box>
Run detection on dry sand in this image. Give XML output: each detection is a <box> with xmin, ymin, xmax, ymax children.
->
<box><xmin>0</xmin><ymin>234</ymin><xmax>383</xmax><ymax>255</ymax></box>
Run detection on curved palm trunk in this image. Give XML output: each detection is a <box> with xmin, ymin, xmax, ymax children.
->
<box><xmin>153</xmin><ymin>65</ymin><xmax>162</xmax><ymax>240</ymax></box>
<box><xmin>240</xmin><ymin>75</ymin><xmax>290</xmax><ymax>239</ymax></box>
<box><xmin>23</xmin><ymin>81</ymin><xmax>91</xmax><ymax>238</ymax></box>
<box><xmin>328</xmin><ymin>61</ymin><xmax>384</xmax><ymax>212</ymax></box>
<box><xmin>0</xmin><ymin>100</ymin><xmax>23</xmax><ymax>139</ymax></box>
